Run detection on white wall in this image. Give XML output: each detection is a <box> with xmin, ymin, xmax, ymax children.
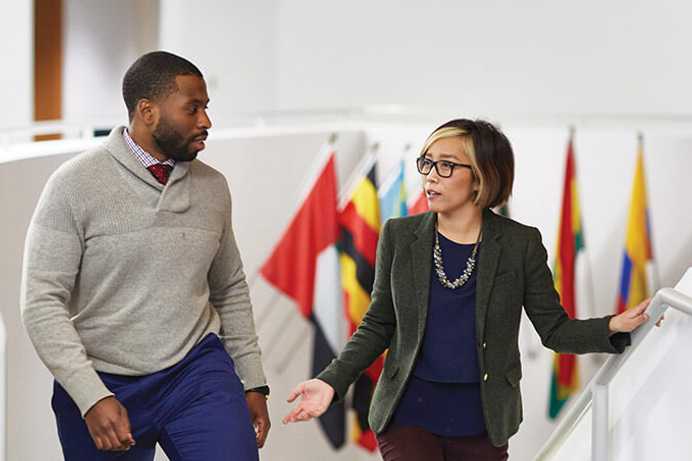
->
<box><xmin>62</xmin><ymin>0</ymin><xmax>159</xmax><ymax>124</ymax></box>
<box><xmin>5</xmin><ymin>1</ymin><xmax>692</xmax><ymax>131</ymax></box>
<box><xmin>276</xmin><ymin>0</ymin><xmax>692</xmax><ymax>116</ymax></box>
<box><xmin>0</xmin><ymin>151</ymin><xmax>78</xmax><ymax>461</ymax></box>
<box><xmin>63</xmin><ymin>0</ymin><xmax>278</xmax><ymax>127</ymax></box>
<box><xmin>0</xmin><ymin>2</ymin><xmax>32</xmax><ymax>131</ymax></box>
<box><xmin>159</xmin><ymin>0</ymin><xmax>278</xmax><ymax>122</ymax></box>
<box><xmin>9</xmin><ymin>0</ymin><xmax>692</xmax><ymax>132</ymax></box>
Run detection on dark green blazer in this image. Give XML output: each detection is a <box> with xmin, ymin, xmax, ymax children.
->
<box><xmin>317</xmin><ymin>209</ymin><xmax>628</xmax><ymax>447</ymax></box>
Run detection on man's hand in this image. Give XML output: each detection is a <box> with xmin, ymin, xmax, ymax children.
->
<box><xmin>246</xmin><ymin>392</ymin><xmax>270</xmax><ymax>448</ymax></box>
<box><xmin>84</xmin><ymin>396</ymin><xmax>135</xmax><ymax>451</ymax></box>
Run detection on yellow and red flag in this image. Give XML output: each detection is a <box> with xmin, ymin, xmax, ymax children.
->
<box><xmin>338</xmin><ymin>154</ymin><xmax>382</xmax><ymax>452</ymax></box>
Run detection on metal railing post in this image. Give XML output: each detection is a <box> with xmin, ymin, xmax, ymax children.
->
<box><xmin>592</xmin><ymin>383</ymin><xmax>609</xmax><ymax>461</ymax></box>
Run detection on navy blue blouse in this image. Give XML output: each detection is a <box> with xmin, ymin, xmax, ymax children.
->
<box><xmin>391</xmin><ymin>232</ymin><xmax>486</xmax><ymax>436</ymax></box>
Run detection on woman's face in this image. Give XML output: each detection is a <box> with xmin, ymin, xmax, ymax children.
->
<box><xmin>422</xmin><ymin>136</ymin><xmax>478</xmax><ymax>215</ymax></box>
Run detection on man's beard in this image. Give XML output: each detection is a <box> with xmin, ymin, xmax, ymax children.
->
<box><xmin>152</xmin><ymin>117</ymin><xmax>199</xmax><ymax>162</ymax></box>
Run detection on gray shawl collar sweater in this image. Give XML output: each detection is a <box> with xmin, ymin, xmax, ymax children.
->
<box><xmin>21</xmin><ymin>127</ymin><xmax>266</xmax><ymax>415</ymax></box>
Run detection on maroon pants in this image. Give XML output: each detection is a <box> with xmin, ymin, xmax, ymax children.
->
<box><xmin>377</xmin><ymin>425</ymin><xmax>509</xmax><ymax>461</ymax></box>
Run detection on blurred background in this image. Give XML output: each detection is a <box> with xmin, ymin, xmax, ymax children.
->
<box><xmin>2</xmin><ymin>1</ymin><xmax>692</xmax><ymax>460</ymax></box>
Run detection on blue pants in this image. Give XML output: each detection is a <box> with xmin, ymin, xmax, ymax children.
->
<box><xmin>52</xmin><ymin>334</ymin><xmax>259</xmax><ymax>461</ymax></box>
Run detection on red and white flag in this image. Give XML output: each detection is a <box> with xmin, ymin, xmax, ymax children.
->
<box><xmin>260</xmin><ymin>149</ymin><xmax>346</xmax><ymax>449</ymax></box>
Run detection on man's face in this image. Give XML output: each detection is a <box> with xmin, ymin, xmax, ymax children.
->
<box><xmin>152</xmin><ymin>75</ymin><xmax>212</xmax><ymax>162</ymax></box>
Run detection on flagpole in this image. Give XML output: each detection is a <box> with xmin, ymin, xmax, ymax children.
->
<box><xmin>338</xmin><ymin>142</ymin><xmax>379</xmax><ymax>210</ymax></box>
<box><xmin>252</xmin><ymin>134</ymin><xmax>339</xmax><ymax>357</ymax></box>
<box><xmin>570</xmin><ymin>126</ymin><xmax>595</xmax><ymax>321</ymax></box>
<box><xmin>378</xmin><ymin>142</ymin><xmax>411</xmax><ymax>194</ymax></box>
<box><xmin>377</xmin><ymin>160</ymin><xmax>403</xmax><ymax>199</ymax></box>
<box><xmin>273</xmin><ymin>320</ymin><xmax>312</xmax><ymax>375</ymax></box>
<box><xmin>247</xmin><ymin>270</ymin><xmax>279</xmax><ymax>331</ymax></box>
<box><xmin>269</xmin><ymin>142</ymin><xmax>383</xmax><ymax>374</ymax></box>
<box><xmin>637</xmin><ymin>131</ymin><xmax>662</xmax><ymax>293</ymax></box>
<box><xmin>253</xmin><ymin>132</ymin><xmax>337</xmax><ymax>292</ymax></box>
<box><xmin>548</xmin><ymin>126</ymin><xmax>584</xmax><ymax>419</ymax></box>
<box><xmin>261</xmin><ymin>303</ymin><xmax>299</xmax><ymax>361</ymax></box>
<box><xmin>253</xmin><ymin>291</ymin><xmax>280</xmax><ymax>331</ymax></box>
<box><xmin>571</xmin><ymin>127</ymin><xmax>601</xmax><ymax>367</ymax></box>
<box><xmin>297</xmin><ymin>137</ymin><xmax>338</xmax><ymax>208</ymax></box>
<box><xmin>266</xmin><ymin>139</ymin><xmax>380</xmax><ymax>372</ymax></box>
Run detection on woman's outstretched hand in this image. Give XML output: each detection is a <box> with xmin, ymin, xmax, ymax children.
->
<box><xmin>282</xmin><ymin>379</ymin><xmax>334</xmax><ymax>424</ymax></box>
<box><xmin>608</xmin><ymin>298</ymin><xmax>654</xmax><ymax>334</ymax></box>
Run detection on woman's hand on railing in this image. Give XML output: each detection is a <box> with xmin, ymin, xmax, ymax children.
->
<box><xmin>608</xmin><ymin>298</ymin><xmax>654</xmax><ymax>334</ymax></box>
<box><xmin>282</xmin><ymin>379</ymin><xmax>334</xmax><ymax>424</ymax></box>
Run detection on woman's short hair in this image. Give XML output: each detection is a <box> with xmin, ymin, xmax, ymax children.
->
<box><xmin>420</xmin><ymin>119</ymin><xmax>514</xmax><ymax>209</ymax></box>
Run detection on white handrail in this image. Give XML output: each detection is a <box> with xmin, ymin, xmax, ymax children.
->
<box><xmin>535</xmin><ymin>285</ymin><xmax>692</xmax><ymax>460</ymax></box>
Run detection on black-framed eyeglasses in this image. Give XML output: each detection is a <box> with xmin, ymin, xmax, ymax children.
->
<box><xmin>416</xmin><ymin>156</ymin><xmax>473</xmax><ymax>178</ymax></box>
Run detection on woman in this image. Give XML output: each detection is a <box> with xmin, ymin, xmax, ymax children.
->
<box><xmin>283</xmin><ymin>119</ymin><xmax>650</xmax><ymax>460</ymax></box>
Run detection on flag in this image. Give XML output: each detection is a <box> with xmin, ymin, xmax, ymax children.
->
<box><xmin>379</xmin><ymin>160</ymin><xmax>408</xmax><ymax>222</ymax></box>
<box><xmin>338</xmin><ymin>154</ymin><xmax>382</xmax><ymax>452</ymax></box>
<box><xmin>548</xmin><ymin>133</ymin><xmax>584</xmax><ymax>419</ymax></box>
<box><xmin>616</xmin><ymin>136</ymin><xmax>655</xmax><ymax>314</ymax></box>
<box><xmin>409</xmin><ymin>153</ymin><xmax>429</xmax><ymax>215</ymax></box>
<box><xmin>260</xmin><ymin>150</ymin><xmax>346</xmax><ymax>449</ymax></box>
<box><xmin>408</xmin><ymin>191</ymin><xmax>428</xmax><ymax>215</ymax></box>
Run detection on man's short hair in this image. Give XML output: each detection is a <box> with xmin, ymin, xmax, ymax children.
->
<box><xmin>122</xmin><ymin>51</ymin><xmax>203</xmax><ymax>121</ymax></box>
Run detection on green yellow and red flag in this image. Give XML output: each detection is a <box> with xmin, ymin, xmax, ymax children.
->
<box><xmin>548</xmin><ymin>130</ymin><xmax>584</xmax><ymax>419</ymax></box>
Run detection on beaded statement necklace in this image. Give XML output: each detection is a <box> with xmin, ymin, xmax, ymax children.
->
<box><xmin>433</xmin><ymin>227</ymin><xmax>482</xmax><ymax>289</ymax></box>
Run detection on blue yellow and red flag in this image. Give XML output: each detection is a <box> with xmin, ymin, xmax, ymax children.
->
<box><xmin>616</xmin><ymin>136</ymin><xmax>655</xmax><ymax>314</ymax></box>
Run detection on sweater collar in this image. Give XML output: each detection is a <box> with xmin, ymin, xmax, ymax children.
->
<box><xmin>104</xmin><ymin>126</ymin><xmax>191</xmax><ymax>213</ymax></box>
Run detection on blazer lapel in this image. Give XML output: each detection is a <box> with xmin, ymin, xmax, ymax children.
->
<box><xmin>475</xmin><ymin>209</ymin><xmax>503</xmax><ymax>344</ymax></box>
<box><xmin>410</xmin><ymin>212</ymin><xmax>435</xmax><ymax>340</ymax></box>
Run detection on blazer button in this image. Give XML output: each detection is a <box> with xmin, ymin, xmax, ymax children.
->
<box><xmin>482</xmin><ymin>342</ymin><xmax>487</xmax><ymax>350</ymax></box>
<box><xmin>483</xmin><ymin>373</ymin><xmax>489</xmax><ymax>382</ymax></box>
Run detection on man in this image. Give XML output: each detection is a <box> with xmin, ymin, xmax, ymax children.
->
<box><xmin>21</xmin><ymin>51</ymin><xmax>270</xmax><ymax>460</ymax></box>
